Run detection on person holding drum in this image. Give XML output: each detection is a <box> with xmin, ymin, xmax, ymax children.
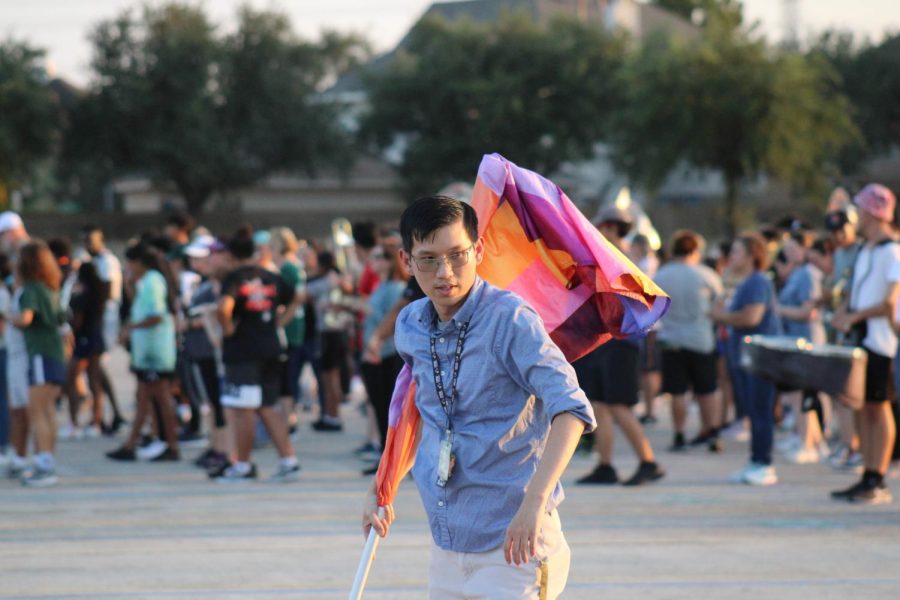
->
<box><xmin>831</xmin><ymin>184</ymin><xmax>900</xmax><ymax>504</ymax></box>
<box><xmin>711</xmin><ymin>233</ymin><xmax>782</xmax><ymax>486</ymax></box>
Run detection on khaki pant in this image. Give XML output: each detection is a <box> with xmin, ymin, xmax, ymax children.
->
<box><xmin>428</xmin><ymin>509</ymin><xmax>570</xmax><ymax>600</ymax></box>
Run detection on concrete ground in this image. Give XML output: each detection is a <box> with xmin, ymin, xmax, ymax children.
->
<box><xmin>2</xmin><ymin>349</ymin><xmax>899</xmax><ymax>599</ymax></box>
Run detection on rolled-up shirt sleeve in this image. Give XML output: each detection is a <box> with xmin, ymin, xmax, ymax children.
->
<box><xmin>499</xmin><ymin>302</ymin><xmax>597</xmax><ymax>433</ymax></box>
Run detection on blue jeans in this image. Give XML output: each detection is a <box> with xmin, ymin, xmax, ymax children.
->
<box><xmin>0</xmin><ymin>349</ymin><xmax>9</xmax><ymax>449</ymax></box>
<box><xmin>733</xmin><ymin>367</ymin><xmax>775</xmax><ymax>465</ymax></box>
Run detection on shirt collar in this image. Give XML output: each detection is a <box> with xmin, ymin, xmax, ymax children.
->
<box><xmin>419</xmin><ymin>276</ymin><xmax>486</xmax><ymax>331</ymax></box>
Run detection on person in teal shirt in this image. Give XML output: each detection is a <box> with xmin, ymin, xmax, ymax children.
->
<box><xmin>107</xmin><ymin>243</ymin><xmax>180</xmax><ymax>463</ymax></box>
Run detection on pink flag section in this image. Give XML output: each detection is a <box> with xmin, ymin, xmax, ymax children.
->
<box><xmin>375</xmin><ymin>153</ymin><xmax>670</xmax><ymax>507</ymax></box>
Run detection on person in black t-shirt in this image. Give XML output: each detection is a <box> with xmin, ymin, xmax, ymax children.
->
<box><xmin>65</xmin><ymin>262</ymin><xmax>108</xmax><ymax>437</ymax></box>
<box><xmin>212</xmin><ymin>225</ymin><xmax>301</xmax><ymax>483</ymax></box>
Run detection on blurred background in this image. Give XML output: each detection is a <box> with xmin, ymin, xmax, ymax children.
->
<box><xmin>1</xmin><ymin>0</ymin><xmax>898</xmax><ymax>241</ymax></box>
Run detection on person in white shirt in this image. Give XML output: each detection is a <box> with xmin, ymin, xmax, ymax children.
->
<box><xmin>831</xmin><ymin>184</ymin><xmax>900</xmax><ymax>504</ymax></box>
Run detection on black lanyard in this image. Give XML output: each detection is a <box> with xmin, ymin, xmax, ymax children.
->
<box><xmin>429</xmin><ymin>321</ymin><xmax>469</xmax><ymax>423</ymax></box>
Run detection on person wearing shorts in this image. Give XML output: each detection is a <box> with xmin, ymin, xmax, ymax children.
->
<box><xmin>65</xmin><ymin>262</ymin><xmax>109</xmax><ymax>438</ymax></box>
<box><xmin>13</xmin><ymin>241</ymin><xmax>67</xmax><ymax>487</ymax></box>
<box><xmin>574</xmin><ymin>206</ymin><xmax>664</xmax><ymax>487</ymax></box>
<box><xmin>106</xmin><ymin>243</ymin><xmax>180</xmax><ymax>463</ymax></box>
<box><xmin>831</xmin><ymin>184</ymin><xmax>900</xmax><ymax>504</ymax></box>
<box><xmin>655</xmin><ymin>230</ymin><xmax>724</xmax><ymax>452</ymax></box>
<box><xmin>212</xmin><ymin>225</ymin><xmax>301</xmax><ymax>483</ymax></box>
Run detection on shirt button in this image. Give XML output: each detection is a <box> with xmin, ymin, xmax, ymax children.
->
<box><xmin>439</xmin><ymin>337</ymin><xmax>445</xmax><ymax>344</ymax></box>
<box><xmin>441</xmin><ymin>371</ymin><xmax>447</xmax><ymax>377</ymax></box>
<box><xmin>438</xmin><ymin>501</ymin><xmax>444</xmax><ymax>507</ymax></box>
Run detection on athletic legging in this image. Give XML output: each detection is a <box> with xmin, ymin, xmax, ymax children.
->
<box><xmin>189</xmin><ymin>358</ymin><xmax>225</xmax><ymax>428</ymax></box>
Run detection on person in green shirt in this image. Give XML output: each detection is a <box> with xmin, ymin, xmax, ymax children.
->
<box><xmin>12</xmin><ymin>241</ymin><xmax>67</xmax><ymax>487</ymax></box>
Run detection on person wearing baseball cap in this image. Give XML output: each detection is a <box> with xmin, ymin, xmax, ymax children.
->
<box><xmin>0</xmin><ymin>212</ymin><xmax>28</xmax><ymax>258</ymax></box>
<box><xmin>831</xmin><ymin>183</ymin><xmax>900</xmax><ymax>504</ymax></box>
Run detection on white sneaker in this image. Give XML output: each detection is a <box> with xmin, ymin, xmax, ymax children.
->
<box><xmin>742</xmin><ymin>464</ymin><xmax>778</xmax><ymax>486</ymax></box>
<box><xmin>59</xmin><ymin>423</ymin><xmax>82</xmax><ymax>440</ymax></box>
<box><xmin>728</xmin><ymin>463</ymin><xmax>755</xmax><ymax>483</ymax></box>
<box><xmin>83</xmin><ymin>426</ymin><xmax>102</xmax><ymax>439</ymax></box>
<box><xmin>136</xmin><ymin>439</ymin><xmax>167</xmax><ymax>461</ymax></box>
<box><xmin>783</xmin><ymin>446</ymin><xmax>821</xmax><ymax>465</ymax></box>
<box><xmin>22</xmin><ymin>466</ymin><xmax>58</xmax><ymax>487</ymax></box>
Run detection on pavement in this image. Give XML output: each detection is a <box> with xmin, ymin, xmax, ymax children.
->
<box><xmin>2</xmin><ymin>348</ymin><xmax>900</xmax><ymax>599</ymax></box>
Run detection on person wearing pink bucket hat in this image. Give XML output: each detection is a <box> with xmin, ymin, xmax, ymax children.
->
<box><xmin>831</xmin><ymin>183</ymin><xmax>900</xmax><ymax>504</ymax></box>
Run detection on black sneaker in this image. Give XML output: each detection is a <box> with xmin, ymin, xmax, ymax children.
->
<box><xmin>576</xmin><ymin>464</ymin><xmax>619</xmax><ymax>485</ymax></box>
<box><xmin>669</xmin><ymin>433</ymin><xmax>687</xmax><ymax>452</ymax></box>
<box><xmin>213</xmin><ymin>463</ymin><xmax>258</xmax><ymax>483</ymax></box>
<box><xmin>361</xmin><ymin>463</ymin><xmax>379</xmax><ymax>476</ymax></box>
<box><xmin>639</xmin><ymin>414</ymin><xmax>657</xmax><ymax>426</ymax></box>
<box><xmin>688</xmin><ymin>431</ymin><xmax>713</xmax><ymax>447</ymax></box>
<box><xmin>707</xmin><ymin>437</ymin><xmax>724</xmax><ymax>454</ymax></box>
<box><xmin>106</xmin><ymin>446</ymin><xmax>136</xmax><ymax>461</ymax></box>
<box><xmin>194</xmin><ymin>449</ymin><xmax>215</xmax><ymax>467</ymax></box>
<box><xmin>150</xmin><ymin>448</ymin><xmax>180</xmax><ymax>462</ymax></box>
<box><xmin>312</xmin><ymin>420</ymin><xmax>343</xmax><ymax>432</ymax></box>
<box><xmin>207</xmin><ymin>462</ymin><xmax>231</xmax><ymax>479</ymax></box>
<box><xmin>831</xmin><ymin>479</ymin><xmax>867</xmax><ymax>500</ymax></box>
<box><xmin>847</xmin><ymin>482</ymin><xmax>893</xmax><ymax>505</ymax></box>
<box><xmin>623</xmin><ymin>462</ymin><xmax>665</xmax><ymax>486</ymax></box>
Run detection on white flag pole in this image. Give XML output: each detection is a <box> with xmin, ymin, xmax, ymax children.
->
<box><xmin>349</xmin><ymin>508</ymin><xmax>384</xmax><ymax>600</ymax></box>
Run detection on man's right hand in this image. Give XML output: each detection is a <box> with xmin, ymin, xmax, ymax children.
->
<box><xmin>362</xmin><ymin>491</ymin><xmax>395</xmax><ymax>539</ymax></box>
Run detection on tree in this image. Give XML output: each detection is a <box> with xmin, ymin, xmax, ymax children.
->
<box><xmin>610</xmin><ymin>10</ymin><xmax>858</xmax><ymax>236</ymax></box>
<box><xmin>62</xmin><ymin>3</ymin><xmax>368</xmax><ymax>215</ymax></box>
<box><xmin>361</xmin><ymin>12</ymin><xmax>628</xmax><ymax>197</ymax></box>
<box><xmin>0</xmin><ymin>39</ymin><xmax>59</xmax><ymax>206</ymax></box>
<box><xmin>811</xmin><ymin>32</ymin><xmax>900</xmax><ymax>164</ymax></box>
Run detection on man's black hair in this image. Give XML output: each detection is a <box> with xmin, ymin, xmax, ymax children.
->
<box><xmin>227</xmin><ymin>224</ymin><xmax>255</xmax><ymax>260</ymax></box>
<box><xmin>47</xmin><ymin>237</ymin><xmax>72</xmax><ymax>260</ymax></box>
<box><xmin>165</xmin><ymin>211</ymin><xmax>194</xmax><ymax>233</ymax></box>
<box><xmin>352</xmin><ymin>221</ymin><xmax>377</xmax><ymax>250</ymax></box>
<box><xmin>81</xmin><ymin>223</ymin><xmax>102</xmax><ymax>235</ymax></box>
<box><xmin>400</xmin><ymin>195</ymin><xmax>478</xmax><ymax>253</ymax></box>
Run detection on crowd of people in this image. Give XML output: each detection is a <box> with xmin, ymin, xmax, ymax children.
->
<box><xmin>0</xmin><ymin>182</ymin><xmax>898</xmax><ymax>504</ymax></box>
<box><xmin>576</xmin><ymin>182</ymin><xmax>898</xmax><ymax>504</ymax></box>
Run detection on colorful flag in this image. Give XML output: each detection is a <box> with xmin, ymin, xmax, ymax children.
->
<box><xmin>375</xmin><ymin>153</ymin><xmax>670</xmax><ymax>507</ymax></box>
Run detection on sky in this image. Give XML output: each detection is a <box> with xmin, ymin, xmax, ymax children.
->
<box><xmin>1</xmin><ymin>0</ymin><xmax>898</xmax><ymax>85</ymax></box>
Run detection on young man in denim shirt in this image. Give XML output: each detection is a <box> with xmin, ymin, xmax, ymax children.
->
<box><xmin>362</xmin><ymin>196</ymin><xmax>596</xmax><ymax>599</ymax></box>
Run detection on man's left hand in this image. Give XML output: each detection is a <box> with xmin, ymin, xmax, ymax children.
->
<box><xmin>504</xmin><ymin>496</ymin><xmax>545</xmax><ymax>566</ymax></box>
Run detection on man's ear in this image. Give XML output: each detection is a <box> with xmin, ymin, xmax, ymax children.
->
<box><xmin>474</xmin><ymin>237</ymin><xmax>485</xmax><ymax>265</ymax></box>
<box><xmin>400</xmin><ymin>248</ymin><xmax>413</xmax><ymax>271</ymax></box>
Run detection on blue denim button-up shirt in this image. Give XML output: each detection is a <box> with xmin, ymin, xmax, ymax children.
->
<box><xmin>394</xmin><ymin>277</ymin><xmax>596</xmax><ymax>553</ymax></box>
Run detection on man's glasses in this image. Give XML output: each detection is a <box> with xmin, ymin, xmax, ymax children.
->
<box><xmin>410</xmin><ymin>245</ymin><xmax>473</xmax><ymax>273</ymax></box>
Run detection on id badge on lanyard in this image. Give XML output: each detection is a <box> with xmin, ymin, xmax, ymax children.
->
<box><xmin>437</xmin><ymin>428</ymin><xmax>453</xmax><ymax>487</ymax></box>
<box><xmin>431</xmin><ymin>322</ymin><xmax>468</xmax><ymax>488</ymax></box>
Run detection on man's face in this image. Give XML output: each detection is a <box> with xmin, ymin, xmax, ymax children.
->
<box><xmin>402</xmin><ymin>219</ymin><xmax>483</xmax><ymax>320</ymax></box>
<box><xmin>83</xmin><ymin>231</ymin><xmax>103</xmax><ymax>255</ymax></box>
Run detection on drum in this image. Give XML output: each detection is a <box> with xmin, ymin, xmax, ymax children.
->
<box><xmin>741</xmin><ymin>335</ymin><xmax>867</xmax><ymax>410</ymax></box>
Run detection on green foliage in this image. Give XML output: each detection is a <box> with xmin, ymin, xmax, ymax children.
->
<box><xmin>0</xmin><ymin>39</ymin><xmax>59</xmax><ymax>202</ymax></box>
<box><xmin>361</xmin><ymin>12</ymin><xmax>627</xmax><ymax>197</ymax></box>
<box><xmin>62</xmin><ymin>3</ymin><xmax>368</xmax><ymax>214</ymax></box>
<box><xmin>811</xmin><ymin>32</ymin><xmax>900</xmax><ymax>163</ymax></box>
<box><xmin>610</xmin><ymin>17</ymin><xmax>858</xmax><ymax>235</ymax></box>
